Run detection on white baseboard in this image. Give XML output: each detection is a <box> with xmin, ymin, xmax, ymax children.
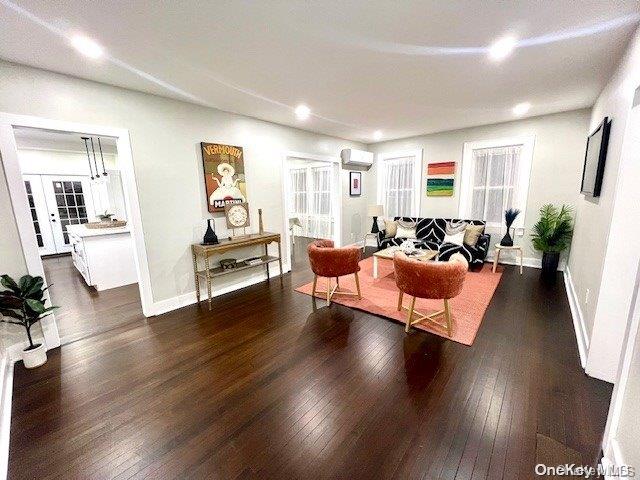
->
<box><xmin>563</xmin><ymin>266</ymin><xmax>589</xmax><ymax>369</ymax></box>
<box><xmin>151</xmin><ymin>263</ymin><xmax>291</xmax><ymax>316</ymax></box>
<box><xmin>602</xmin><ymin>438</ymin><xmax>627</xmax><ymax>480</ymax></box>
<box><xmin>0</xmin><ymin>351</ymin><xmax>14</xmax><ymax>480</ymax></box>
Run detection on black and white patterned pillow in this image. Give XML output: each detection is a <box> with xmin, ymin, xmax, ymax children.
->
<box><xmin>416</xmin><ymin>218</ymin><xmax>446</xmax><ymax>244</ymax></box>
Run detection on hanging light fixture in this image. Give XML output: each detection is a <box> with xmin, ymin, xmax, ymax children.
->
<box><xmin>90</xmin><ymin>137</ymin><xmax>100</xmax><ymax>178</ymax></box>
<box><xmin>97</xmin><ymin>137</ymin><xmax>108</xmax><ymax>176</ymax></box>
<box><xmin>81</xmin><ymin>136</ymin><xmax>95</xmax><ymax>180</ymax></box>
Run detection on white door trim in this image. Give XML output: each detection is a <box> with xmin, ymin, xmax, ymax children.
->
<box><xmin>0</xmin><ymin>114</ymin><xmax>155</xmax><ymax>340</ymax></box>
<box><xmin>281</xmin><ymin>151</ymin><xmax>342</xmax><ymax>270</ymax></box>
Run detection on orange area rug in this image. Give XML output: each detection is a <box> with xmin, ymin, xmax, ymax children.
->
<box><xmin>295</xmin><ymin>256</ymin><xmax>503</xmax><ymax>345</ymax></box>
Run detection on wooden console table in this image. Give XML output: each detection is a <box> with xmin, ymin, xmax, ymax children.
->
<box><xmin>191</xmin><ymin>232</ymin><xmax>283</xmax><ymax>310</ymax></box>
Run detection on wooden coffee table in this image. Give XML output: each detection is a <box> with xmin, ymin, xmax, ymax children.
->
<box><xmin>372</xmin><ymin>246</ymin><xmax>438</xmax><ymax>278</ymax></box>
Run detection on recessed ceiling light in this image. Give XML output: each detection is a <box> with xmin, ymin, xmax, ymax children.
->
<box><xmin>295</xmin><ymin>104</ymin><xmax>311</xmax><ymax>120</ymax></box>
<box><xmin>488</xmin><ymin>36</ymin><xmax>516</xmax><ymax>61</ymax></box>
<box><xmin>373</xmin><ymin>130</ymin><xmax>383</xmax><ymax>141</ymax></box>
<box><xmin>513</xmin><ymin>102</ymin><xmax>531</xmax><ymax>116</ymax></box>
<box><xmin>71</xmin><ymin>35</ymin><xmax>104</xmax><ymax>59</ymax></box>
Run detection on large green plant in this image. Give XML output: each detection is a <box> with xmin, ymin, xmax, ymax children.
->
<box><xmin>531</xmin><ymin>204</ymin><xmax>574</xmax><ymax>253</ymax></box>
<box><xmin>0</xmin><ymin>274</ymin><xmax>57</xmax><ymax>349</ymax></box>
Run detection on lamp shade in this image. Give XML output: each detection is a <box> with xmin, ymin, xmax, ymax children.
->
<box><xmin>367</xmin><ymin>204</ymin><xmax>384</xmax><ymax>217</ymax></box>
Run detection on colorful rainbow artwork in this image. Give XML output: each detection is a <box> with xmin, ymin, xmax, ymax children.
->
<box><xmin>426</xmin><ymin>162</ymin><xmax>455</xmax><ymax>196</ymax></box>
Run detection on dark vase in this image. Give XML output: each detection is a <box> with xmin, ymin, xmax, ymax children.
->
<box><xmin>203</xmin><ymin>219</ymin><xmax>219</xmax><ymax>245</ymax></box>
<box><xmin>541</xmin><ymin>251</ymin><xmax>560</xmax><ymax>278</ymax></box>
<box><xmin>500</xmin><ymin>230</ymin><xmax>513</xmax><ymax>247</ymax></box>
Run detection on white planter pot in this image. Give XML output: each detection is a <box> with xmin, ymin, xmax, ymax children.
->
<box><xmin>22</xmin><ymin>343</ymin><xmax>47</xmax><ymax>369</ymax></box>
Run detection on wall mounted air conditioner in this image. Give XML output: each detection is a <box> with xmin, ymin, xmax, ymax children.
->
<box><xmin>341</xmin><ymin>149</ymin><xmax>374</xmax><ymax>169</ymax></box>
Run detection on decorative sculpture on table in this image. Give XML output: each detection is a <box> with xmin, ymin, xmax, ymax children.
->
<box><xmin>500</xmin><ymin>208</ymin><xmax>520</xmax><ymax>246</ymax></box>
<box><xmin>202</xmin><ymin>219</ymin><xmax>219</xmax><ymax>245</ymax></box>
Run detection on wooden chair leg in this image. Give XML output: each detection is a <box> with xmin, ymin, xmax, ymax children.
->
<box><xmin>326</xmin><ymin>277</ymin><xmax>332</xmax><ymax>304</ymax></box>
<box><xmin>354</xmin><ymin>272</ymin><xmax>362</xmax><ymax>299</ymax></box>
<box><xmin>444</xmin><ymin>298</ymin><xmax>452</xmax><ymax>337</ymax></box>
<box><xmin>312</xmin><ymin>274</ymin><xmax>317</xmax><ymax>295</ymax></box>
<box><xmin>336</xmin><ymin>277</ymin><xmax>340</xmax><ymax>289</ymax></box>
<box><xmin>397</xmin><ymin>291</ymin><xmax>404</xmax><ymax>311</ymax></box>
<box><xmin>405</xmin><ymin>296</ymin><xmax>416</xmax><ymax>332</ymax></box>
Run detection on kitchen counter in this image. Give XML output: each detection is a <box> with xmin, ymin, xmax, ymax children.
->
<box><xmin>67</xmin><ymin>224</ymin><xmax>137</xmax><ymax>291</ymax></box>
<box><xmin>66</xmin><ymin>224</ymin><xmax>131</xmax><ymax>237</ymax></box>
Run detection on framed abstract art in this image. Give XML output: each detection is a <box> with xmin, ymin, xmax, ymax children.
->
<box><xmin>349</xmin><ymin>171</ymin><xmax>362</xmax><ymax>196</ymax></box>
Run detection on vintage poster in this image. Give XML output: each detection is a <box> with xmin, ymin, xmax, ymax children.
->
<box><xmin>200</xmin><ymin>142</ymin><xmax>247</xmax><ymax>212</ymax></box>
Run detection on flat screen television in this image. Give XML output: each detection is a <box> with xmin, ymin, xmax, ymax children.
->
<box><xmin>580</xmin><ymin>116</ymin><xmax>611</xmax><ymax>197</ymax></box>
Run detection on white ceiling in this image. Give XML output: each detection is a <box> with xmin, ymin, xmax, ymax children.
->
<box><xmin>0</xmin><ymin>0</ymin><xmax>638</xmax><ymax>142</ymax></box>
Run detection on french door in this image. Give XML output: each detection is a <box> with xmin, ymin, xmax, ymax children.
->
<box><xmin>288</xmin><ymin>165</ymin><xmax>334</xmax><ymax>239</ymax></box>
<box><xmin>23</xmin><ymin>175</ymin><xmax>96</xmax><ymax>255</ymax></box>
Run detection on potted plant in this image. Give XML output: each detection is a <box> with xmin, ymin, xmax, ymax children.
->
<box><xmin>500</xmin><ymin>208</ymin><xmax>520</xmax><ymax>246</ymax></box>
<box><xmin>0</xmin><ymin>274</ymin><xmax>57</xmax><ymax>368</ymax></box>
<box><xmin>531</xmin><ymin>204</ymin><xmax>574</xmax><ymax>277</ymax></box>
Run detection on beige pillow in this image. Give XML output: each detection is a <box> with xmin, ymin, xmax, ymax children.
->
<box><xmin>384</xmin><ymin>219</ymin><xmax>398</xmax><ymax>238</ymax></box>
<box><xmin>464</xmin><ymin>224</ymin><xmax>484</xmax><ymax>246</ymax></box>
<box><xmin>395</xmin><ymin>221</ymin><xmax>417</xmax><ymax>239</ymax></box>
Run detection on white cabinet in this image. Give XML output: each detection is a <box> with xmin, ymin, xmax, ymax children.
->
<box><xmin>67</xmin><ymin>225</ymin><xmax>137</xmax><ymax>291</ymax></box>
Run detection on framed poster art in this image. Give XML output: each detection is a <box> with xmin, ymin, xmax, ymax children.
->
<box><xmin>349</xmin><ymin>171</ymin><xmax>362</xmax><ymax>196</ymax></box>
<box><xmin>200</xmin><ymin>142</ymin><xmax>247</xmax><ymax>212</ymax></box>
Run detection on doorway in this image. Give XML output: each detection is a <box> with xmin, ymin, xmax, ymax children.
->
<box><xmin>13</xmin><ymin>127</ymin><xmax>141</xmax><ymax>344</ymax></box>
<box><xmin>283</xmin><ymin>153</ymin><xmax>341</xmax><ymax>273</ymax></box>
<box><xmin>0</xmin><ymin>113</ymin><xmax>153</xmax><ymax>352</ymax></box>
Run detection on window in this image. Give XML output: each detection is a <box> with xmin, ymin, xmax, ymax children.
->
<box><xmin>377</xmin><ymin>150</ymin><xmax>422</xmax><ymax>218</ymax></box>
<box><xmin>287</xmin><ymin>162</ymin><xmax>335</xmax><ymax>239</ymax></box>
<box><xmin>309</xmin><ymin>166</ymin><xmax>332</xmax><ymax>238</ymax></box>
<box><xmin>290</xmin><ymin>168</ymin><xmax>307</xmax><ymax>215</ymax></box>
<box><xmin>459</xmin><ymin>136</ymin><xmax>534</xmax><ymax>242</ymax></box>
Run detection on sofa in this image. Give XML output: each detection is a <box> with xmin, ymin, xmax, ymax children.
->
<box><xmin>376</xmin><ymin>217</ymin><xmax>491</xmax><ymax>268</ymax></box>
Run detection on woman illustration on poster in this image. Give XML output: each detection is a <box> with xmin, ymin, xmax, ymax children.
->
<box><xmin>209</xmin><ymin>162</ymin><xmax>246</xmax><ymax>206</ymax></box>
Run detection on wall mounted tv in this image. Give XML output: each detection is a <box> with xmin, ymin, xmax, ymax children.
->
<box><xmin>580</xmin><ymin>116</ymin><xmax>611</xmax><ymax>197</ymax></box>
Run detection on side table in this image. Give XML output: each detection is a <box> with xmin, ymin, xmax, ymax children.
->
<box><xmin>492</xmin><ymin>244</ymin><xmax>523</xmax><ymax>274</ymax></box>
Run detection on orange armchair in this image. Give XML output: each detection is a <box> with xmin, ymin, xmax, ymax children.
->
<box><xmin>394</xmin><ymin>252</ymin><xmax>467</xmax><ymax>335</ymax></box>
<box><xmin>307</xmin><ymin>239</ymin><xmax>362</xmax><ymax>304</ymax></box>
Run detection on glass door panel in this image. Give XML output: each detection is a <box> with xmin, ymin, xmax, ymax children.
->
<box><xmin>42</xmin><ymin>176</ymin><xmax>95</xmax><ymax>253</ymax></box>
<box><xmin>22</xmin><ymin>175</ymin><xmax>56</xmax><ymax>255</ymax></box>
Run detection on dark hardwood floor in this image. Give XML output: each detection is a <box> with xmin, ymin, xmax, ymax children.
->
<box><xmin>42</xmin><ymin>255</ymin><xmax>143</xmax><ymax>345</ymax></box>
<box><xmin>10</xmin><ymin>241</ymin><xmax>612</xmax><ymax>479</ymax></box>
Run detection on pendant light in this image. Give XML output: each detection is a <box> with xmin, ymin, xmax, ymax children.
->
<box><xmin>97</xmin><ymin>137</ymin><xmax>108</xmax><ymax>176</ymax></box>
<box><xmin>81</xmin><ymin>136</ymin><xmax>95</xmax><ymax>180</ymax></box>
<box><xmin>90</xmin><ymin>137</ymin><xmax>100</xmax><ymax>178</ymax></box>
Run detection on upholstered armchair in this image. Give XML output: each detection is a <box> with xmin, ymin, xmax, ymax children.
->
<box><xmin>307</xmin><ymin>239</ymin><xmax>362</xmax><ymax>304</ymax></box>
<box><xmin>394</xmin><ymin>252</ymin><xmax>468</xmax><ymax>335</ymax></box>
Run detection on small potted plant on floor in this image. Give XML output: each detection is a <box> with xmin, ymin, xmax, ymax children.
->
<box><xmin>531</xmin><ymin>204</ymin><xmax>574</xmax><ymax>278</ymax></box>
<box><xmin>0</xmin><ymin>274</ymin><xmax>57</xmax><ymax>368</ymax></box>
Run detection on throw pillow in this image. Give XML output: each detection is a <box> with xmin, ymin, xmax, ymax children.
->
<box><xmin>442</xmin><ymin>230</ymin><xmax>465</xmax><ymax>246</ymax></box>
<box><xmin>445</xmin><ymin>220</ymin><xmax>468</xmax><ymax>235</ymax></box>
<box><xmin>384</xmin><ymin>219</ymin><xmax>398</xmax><ymax>238</ymax></box>
<box><xmin>464</xmin><ymin>224</ymin><xmax>484</xmax><ymax>246</ymax></box>
<box><xmin>395</xmin><ymin>221</ymin><xmax>417</xmax><ymax>239</ymax></box>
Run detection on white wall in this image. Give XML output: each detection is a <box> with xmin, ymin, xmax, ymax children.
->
<box><xmin>369</xmin><ymin>109</ymin><xmax>591</xmax><ymax>262</ymax></box>
<box><xmin>18</xmin><ymin>148</ymin><xmax>117</xmax><ymax>176</ymax></box>
<box><xmin>568</xmin><ymin>27</ymin><xmax>640</xmax><ymax>383</ymax></box>
<box><xmin>0</xmin><ymin>61</ymin><xmax>366</xmax><ymax>316</ymax></box>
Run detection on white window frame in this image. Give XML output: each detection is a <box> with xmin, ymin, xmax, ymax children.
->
<box><xmin>459</xmin><ymin>136</ymin><xmax>534</xmax><ymax>228</ymax></box>
<box><xmin>376</xmin><ymin>149</ymin><xmax>423</xmax><ymax>218</ymax></box>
